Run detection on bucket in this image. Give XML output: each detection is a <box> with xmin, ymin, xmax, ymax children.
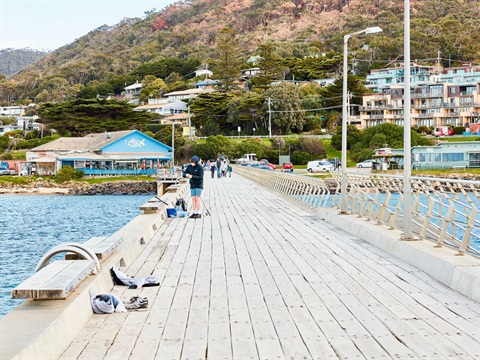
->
<box><xmin>176</xmin><ymin>211</ymin><xmax>187</xmax><ymax>218</ymax></box>
<box><xmin>166</xmin><ymin>208</ymin><xmax>177</xmax><ymax>218</ymax></box>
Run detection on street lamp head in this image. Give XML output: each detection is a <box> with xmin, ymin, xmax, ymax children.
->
<box><xmin>364</xmin><ymin>26</ymin><xmax>383</xmax><ymax>35</ymax></box>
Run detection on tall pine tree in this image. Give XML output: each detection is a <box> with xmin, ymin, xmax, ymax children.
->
<box><xmin>211</xmin><ymin>28</ymin><xmax>243</xmax><ymax>93</ymax></box>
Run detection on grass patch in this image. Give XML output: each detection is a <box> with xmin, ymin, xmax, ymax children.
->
<box><xmin>443</xmin><ymin>137</ymin><xmax>480</xmax><ymax>142</ymax></box>
<box><xmin>0</xmin><ymin>176</ymin><xmax>33</xmax><ymax>185</ymax></box>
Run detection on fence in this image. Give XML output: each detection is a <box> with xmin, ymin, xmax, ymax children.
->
<box><xmin>234</xmin><ymin>165</ymin><xmax>480</xmax><ymax>257</ymax></box>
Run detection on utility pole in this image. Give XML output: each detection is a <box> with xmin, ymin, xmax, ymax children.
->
<box><xmin>187</xmin><ymin>103</ymin><xmax>191</xmax><ymax>139</ymax></box>
<box><xmin>171</xmin><ymin>121</ymin><xmax>176</xmax><ymax>170</ymax></box>
<box><xmin>268</xmin><ymin>97</ymin><xmax>272</xmax><ymax>138</ymax></box>
<box><xmin>347</xmin><ymin>91</ymin><xmax>352</xmax><ymax>125</ymax></box>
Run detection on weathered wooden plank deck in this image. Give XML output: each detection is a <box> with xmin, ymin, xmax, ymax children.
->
<box><xmin>61</xmin><ymin>174</ymin><xmax>480</xmax><ymax>360</ymax></box>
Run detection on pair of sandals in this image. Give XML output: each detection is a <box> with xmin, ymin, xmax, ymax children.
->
<box><xmin>125</xmin><ymin>296</ymin><xmax>148</xmax><ymax>310</ymax></box>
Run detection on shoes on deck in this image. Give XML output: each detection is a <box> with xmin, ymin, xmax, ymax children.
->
<box><xmin>189</xmin><ymin>213</ymin><xmax>201</xmax><ymax>219</ymax></box>
<box><xmin>126</xmin><ymin>296</ymin><xmax>148</xmax><ymax>310</ymax></box>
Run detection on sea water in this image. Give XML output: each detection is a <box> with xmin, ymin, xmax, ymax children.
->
<box><xmin>304</xmin><ymin>193</ymin><xmax>480</xmax><ymax>251</ymax></box>
<box><xmin>0</xmin><ymin>194</ymin><xmax>150</xmax><ymax>318</ymax></box>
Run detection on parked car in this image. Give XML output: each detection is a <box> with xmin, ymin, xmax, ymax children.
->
<box><xmin>307</xmin><ymin>160</ymin><xmax>334</xmax><ymax>173</ymax></box>
<box><xmin>258</xmin><ymin>165</ymin><xmax>273</xmax><ymax>171</ymax></box>
<box><xmin>259</xmin><ymin>159</ymin><xmax>276</xmax><ymax>170</ymax></box>
<box><xmin>19</xmin><ymin>168</ymin><xmax>29</xmax><ymax>176</ymax></box>
<box><xmin>356</xmin><ymin>159</ymin><xmax>375</xmax><ymax>168</ymax></box>
<box><xmin>0</xmin><ymin>166</ymin><xmax>10</xmax><ymax>176</ymax></box>
<box><xmin>327</xmin><ymin>158</ymin><xmax>340</xmax><ymax>169</ymax></box>
<box><xmin>281</xmin><ymin>162</ymin><xmax>294</xmax><ymax>172</ymax></box>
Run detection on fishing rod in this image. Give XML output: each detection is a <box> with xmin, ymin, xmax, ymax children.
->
<box><xmin>142</xmin><ymin>189</ymin><xmax>169</xmax><ymax>206</ymax></box>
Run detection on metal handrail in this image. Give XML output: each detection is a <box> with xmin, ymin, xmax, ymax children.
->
<box><xmin>234</xmin><ymin>165</ymin><xmax>480</xmax><ymax>257</ymax></box>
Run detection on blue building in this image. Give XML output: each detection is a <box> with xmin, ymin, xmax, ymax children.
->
<box><xmin>412</xmin><ymin>141</ymin><xmax>480</xmax><ymax>170</ymax></box>
<box><xmin>27</xmin><ymin>130</ymin><xmax>173</xmax><ymax>176</ymax></box>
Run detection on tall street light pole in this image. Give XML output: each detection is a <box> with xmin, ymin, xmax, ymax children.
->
<box><xmin>340</xmin><ymin>26</ymin><xmax>383</xmax><ymax>214</ymax></box>
<box><xmin>403</xmin><ymin>0</ymin><xmax>413</xmax><ymax>239</ymax></box>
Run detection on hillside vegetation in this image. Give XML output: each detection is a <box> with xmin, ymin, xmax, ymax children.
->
<box><xmin>1</xmin><ymin>0</ymin><xmax>479</xmax><ymax>105</ymax></box>
<box><xmin>0</xmin><ymin>48</ymin><xmax>46</xmax><ymax>76</ymax></box>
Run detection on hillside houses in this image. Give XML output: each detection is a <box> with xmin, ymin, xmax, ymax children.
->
<box><xmin>359</xmin><ymin>63</ymin><xmax>480</xmax><ymax>129</ymax></box>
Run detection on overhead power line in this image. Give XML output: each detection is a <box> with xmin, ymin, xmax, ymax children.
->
<box><xmin>270</xmin><ymin>105</ymin><xmax>342</xmax><ymax>113</ymax></box>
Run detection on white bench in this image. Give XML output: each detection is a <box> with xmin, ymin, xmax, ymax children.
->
<box><xmin>65</xmin><ymin>235</ymin><xmax>123</xmax><ymax>261</ymax></box>
<box><xmin>452</xmin><ymin>165</ymin><xmax>467</xmax><ymax>171</ymax></box>
<box><xmin>12</xmin><ymin>260</ymin><xmax>96</xmax><ymax>299</ymax></box>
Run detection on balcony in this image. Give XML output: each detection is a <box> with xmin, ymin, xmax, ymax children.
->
<box><xmin>443</xmin><ymin>103</ymin><xmax>458</xmax><ymax>108</ymax></box>
<box><xmin>416</xmin><ymin>113</ymin><xmax>435</xmax><ymax>118</ymax></box>
<box><xmin>412</xmin><ymin>92</ymin><xmax>443</xmax><ymax>99</ymax></box>
<box><xmin>359</xmin><ymin>105</ymin><xmax>387</xmax><ymax>111</ymax></box>
<box><xmin>369</xmin><ymin>114</ymin><xmax>384</xmax><ymax>119</ymax></box>
<box><xmin>445</xmin><ymin>112</ymin><xmax>460</xmax><ymax>117</ymax></box>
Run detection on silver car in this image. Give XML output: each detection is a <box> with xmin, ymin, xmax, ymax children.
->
<box><xmin>0</xmin><ymin>166</ymin><xmax>10</xmax><ymax>175</ymax></box>
<box><xmin>356</xmin><ymin>160</ymin><xmax>375</xmax><ymax>168</ymax></box>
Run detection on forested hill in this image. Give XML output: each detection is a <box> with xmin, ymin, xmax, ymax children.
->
<box><xmin>4</xmin><ymin>0</ymin><xmax>480</xmax><ymax>103</ymax></box>
<box><xmin>0</xmin><ymin>48</ymin><xmax>46</xmax><ymax>76</ymax></box>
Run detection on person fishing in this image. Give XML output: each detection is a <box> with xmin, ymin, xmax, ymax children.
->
<box><xmin>182</xmin><ymin>155</ymin><xmax>204</xmax><ymax>219</ymax></box>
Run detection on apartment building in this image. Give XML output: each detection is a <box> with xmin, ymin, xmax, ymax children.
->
<box><xmin>359</xmin><ymin>64</ymin><xmax>480</xmax><ymax>129</ymax></box>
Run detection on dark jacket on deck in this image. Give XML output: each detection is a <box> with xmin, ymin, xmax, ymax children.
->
<box><xmin>182</xmin><ymin>163</ymin><xmax>204</xmax><ymax>189</ymax></box>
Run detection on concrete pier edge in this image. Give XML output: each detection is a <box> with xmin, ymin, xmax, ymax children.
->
<box><xmin>316</xmin><ymin>207</ymin><xmax>480</xmax><ymax>302</ymax></box>
<box><xmin>0</xmin><ymin>183</ymin><xmax>189</xmax><ymax>360</ymax></box>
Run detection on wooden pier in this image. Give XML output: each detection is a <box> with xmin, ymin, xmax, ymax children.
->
<box><xmin>56</xmin><ymin>174</ymin><xmax>479</xmax><ymax>359</ymax></box>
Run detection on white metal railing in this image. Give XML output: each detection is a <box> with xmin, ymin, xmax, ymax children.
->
<box><xmin>234</xmin><ymin>165</ymin><xmax>480</xmax><ymax>257</ymax></box>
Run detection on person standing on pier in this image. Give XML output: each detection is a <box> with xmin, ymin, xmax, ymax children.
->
<box><xmin>210</xmin><ymin>161</ymin><xmax>216</xmax><ymax>179</ymax></box>
<box><xmin>182</xmin><ymin>155</ymin><xmax>204</xmax><ymax>219</ymax></box>
<box><xmin>216</xmin><ymin>157</ymin><xmax>222</xmax><ymax>178</ymax></box>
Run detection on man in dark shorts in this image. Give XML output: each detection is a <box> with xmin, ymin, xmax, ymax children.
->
<box><xmin>182</xmin><ymin>155</ymin><xmax>204</xmax><ymax>219</ymax></box>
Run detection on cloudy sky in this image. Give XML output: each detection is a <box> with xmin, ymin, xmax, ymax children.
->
<box><xmin>1</xmin><ymin>0</ymin><xmax>176</xmax><ymax>51</ymax></box>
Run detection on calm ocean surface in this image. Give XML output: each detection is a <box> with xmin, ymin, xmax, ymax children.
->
<box><xmin>0</xmin><ymin>194</ymin><xmax>150</xmax><ymax>318</ymax></box>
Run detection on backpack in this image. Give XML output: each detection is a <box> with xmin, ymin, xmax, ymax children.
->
<box><xmin>175</xmin><ymin>198</ymin><xmax>188</xmax><ymax>212</ymax></box>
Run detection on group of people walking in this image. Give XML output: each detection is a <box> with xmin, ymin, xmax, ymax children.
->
<box><xmin>208</xmin><ymin>157</ymin><xmax>232</xmax><ymax>179</ymax></box>
<box><xmin>182</xmin><ymin>155</ymin><xmax>232</xmax><ymax>219</ymax></box>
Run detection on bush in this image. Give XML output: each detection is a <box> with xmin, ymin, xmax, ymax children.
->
<box><xmin>453</xmin><ymin>126</ymin><xmax>465</xmax><ymax>135</ymax></box>
<box><xmin>0</xmin><ymin>152</ymin><xmax>13</xmax><ymax>160</ymax></box>
<box><xmin>417</xmin><ymin>126</ymin><xmax>430</xmax><ymax>134</ymax></box>
<box><xmin>291</xmin><ymin>150</ymin><xmax>314</xmax><ymax>165</ymax></box>
<box><xmin>55</xmin><ymin>165</ymin><xmax>84</xmax><ymax>183</ymax></box>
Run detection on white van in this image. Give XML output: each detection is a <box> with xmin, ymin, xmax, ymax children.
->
<box><xmin>307</xmin><ymin>160</ymin><xmax>334</xmax><ymax>173</ymax></box>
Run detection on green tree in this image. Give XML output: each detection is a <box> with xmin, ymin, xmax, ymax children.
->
<box><xmin>211</xmin><ymin>28</ymin><xmax>243</xmax><ymax>93</ymax></box>
<box><xmin>227</xmin><ymin>92</ymin><xmax>265</xmax><ymax>134</ymax></box>
<box><xmin>202</xmin><ymin>135</ymin><xmax>232</xmax><ymax>158</ymax></box>
<box><xmin>264</xmin><ymin>83</ymin><xmax>304</xmax><ymax>134</ymax></box>
<box><xmin>349</xmin><ymin>123</ymin><xmax>433</xmax><ymax>161</ymax></box>
<box><xmin>190</xmin><ymin>92</ymin><xmax>233</xmax><ymax>136</ymax></box>
<box><xmin>330</xmin><ymin>125</ymin><xmax>361</xmax><ymax>151</ymax></box>
<box><xmin>322</xmin><ymin>76</ymin><xmax>367</xmax><ymax>116</ymax></box>
<box><xmin>139</xmin><ymin>77</ymin><xmax>168</xmax><ymax>102</ymax></box>
<box><xmin>254</xmin><ymin>42</ymin><xmax>285</xmax><ymax>90</ymax></box>
<box><xmin>37</xmin><ymin>98</ymin><xmax>157</xmax><ymax>136</ymax></box>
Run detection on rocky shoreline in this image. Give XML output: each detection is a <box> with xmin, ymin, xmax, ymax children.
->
<box><xmin>0</xmin><ymin>179</ymin><xmax>157</xmax><ymax>195</ymax></box>
<box><xmin>0</xmin><ymin>173</ymin><xmax>478</xmax><ymax>196</ymax></box>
